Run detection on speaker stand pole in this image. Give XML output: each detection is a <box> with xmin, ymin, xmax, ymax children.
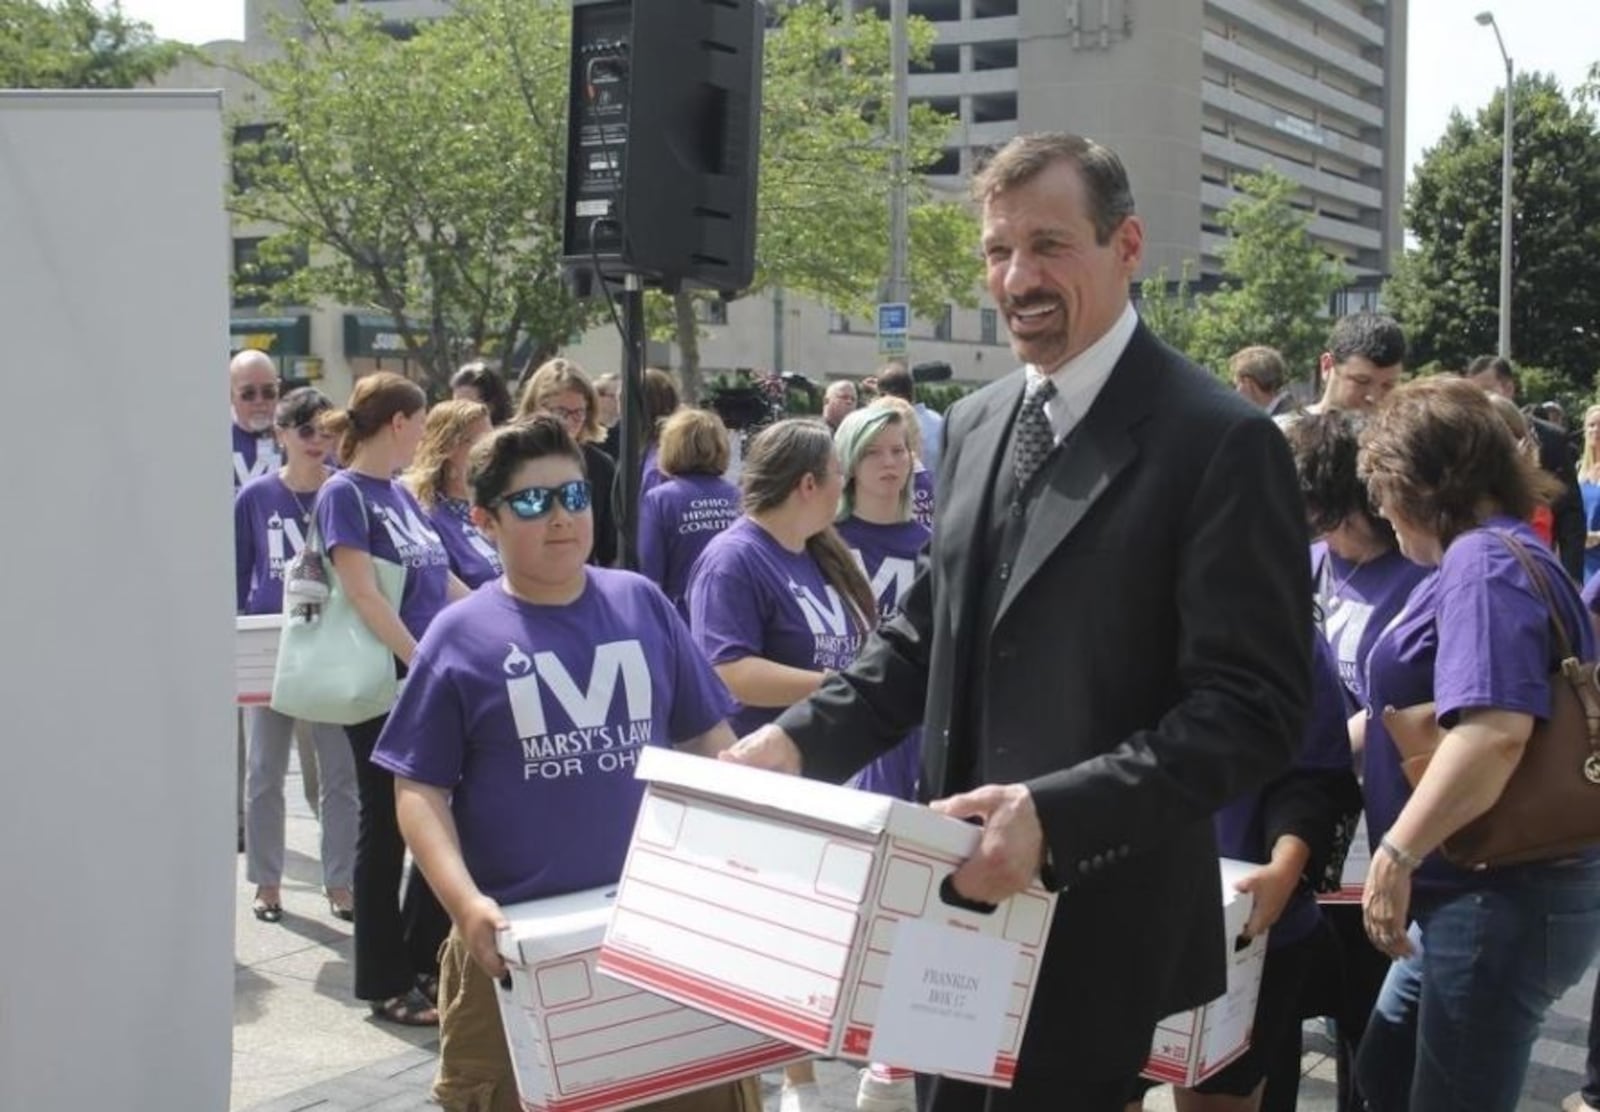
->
<box><xmin>616</xmin><ymin>272</ymin><xmax>647</xmax><ymax>571</ymax></box>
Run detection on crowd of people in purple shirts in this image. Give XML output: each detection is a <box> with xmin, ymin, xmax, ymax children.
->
<box><xmin>230</xmin><ymin>132</ymin><xmax>1600</xmax><ymax>1112</ymax></box>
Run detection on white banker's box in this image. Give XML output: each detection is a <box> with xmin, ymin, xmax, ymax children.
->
<box><xmin>235</xmin><ymin>615</ymin><xmax>281</xmax><ymax>706</ymax></box>
<box><xmin>1142</xmin><ymin>859</ymin><xmax>1268</xmax><ymax>1087</ymax></box>
<box><xmin>597</xmin><ymin>748</ymin><xmax>1060</xmax><ymax>1088</ymax></box>
<box><xmin>494</xmin><ymin>886</ymin><xmax>806</xmax><ymax>1112</ymax></box>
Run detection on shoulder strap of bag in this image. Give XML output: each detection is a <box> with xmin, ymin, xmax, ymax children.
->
<box><xmin>306</xmin><ymin>474</ymin><xmax>372</xmax><ymax>560</ymax></box>
<box><xmin>1492</xmin><ymin>530</ymin><xmax>1577</xmax><ymax>662</ymax></box>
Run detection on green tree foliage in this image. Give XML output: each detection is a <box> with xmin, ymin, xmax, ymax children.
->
<box><xmin>756</xmin><ymin>3</ymin><xmax>979</xmax><ymax>322</ymax></box>
<box><xmin>1384</xmin><ymin>73</ymin><xmax>1600</xmax><ymax>386</ymax></box>
<box><xmin>0</xmin><ymin>0</ymin><xmax>182</xmax><ymax>88</ymax></box>
<box><xmin>230</xmin><ymin>0</ymin><xmax>588</xmax><ymax>390</ymax></box>
<box><xmin>1188</xmin><ymin>169</ymin><xmax>1346</xmax><ymax>379</ymax></box>
<box><xmin>1137</xmin><ymin>262</ymin><xmax>1198</xmax><ymax>357</ymax></box>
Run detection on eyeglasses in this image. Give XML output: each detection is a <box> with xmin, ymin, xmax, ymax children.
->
<box><xmin>547</xmin><ymin>404</ymin><xmax>588</xmax><ymax>424</ymax></box>
<box><xmin>494</xmin><ymin>480</ymin><xmax>592</xmax><ymax>521</ymax></box>
<box><xmin>237</xmin><ymin>384</ymin><xmax>280</xmax><ymax>403</ymax></box>
<box><xmin>286</xmin><ymin>422</ymin><xmax>330</xmax><ymax>441</ymax></box>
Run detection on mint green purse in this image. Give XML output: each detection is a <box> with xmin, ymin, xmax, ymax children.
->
<box><xmin>270</xmin><ymin>497</ymin><xmax>407</xmax><ymax>726</ymax></box>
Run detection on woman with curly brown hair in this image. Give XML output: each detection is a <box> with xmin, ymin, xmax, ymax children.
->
<box><xmin>1351</xmin><ymin>377</ymin><xmax>1600</xmax><ymax>1111</ymax></box>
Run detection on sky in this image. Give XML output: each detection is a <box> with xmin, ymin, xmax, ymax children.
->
<box><xmin>99</xmin><ymin>0</ymin><xmax>1598</xmax><ymax>184</ymax></box>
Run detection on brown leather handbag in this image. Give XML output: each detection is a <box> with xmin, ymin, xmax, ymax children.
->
<box><xmin>1382</xmin><ymin>531</ymin><xmax>1600</xmax><ymax>870</ymax></box>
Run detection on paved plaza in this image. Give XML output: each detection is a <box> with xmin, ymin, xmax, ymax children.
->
<box><xmin>233</xmin><ymin>754</ymin><xmax>1594</xmax><ymax>1111</ymax></box>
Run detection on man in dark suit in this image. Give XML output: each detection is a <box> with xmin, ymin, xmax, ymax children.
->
<box><xmin>725</xmin><ymin>134</ymin><xmax>1311</xmax><ymax>1109</ymax></box>
<box><xmin>1467</xmin><ymin>355</ymin><xmax>1586</xmax><ymax>582</ymax></box>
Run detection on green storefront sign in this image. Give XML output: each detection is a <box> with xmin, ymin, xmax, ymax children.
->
<box><xmin>230</xmin><ymin>315</ymin><xmax>311</xmax><ymax>357</ymax></box>
<box><xmin>343</xmin><ymin>313</ymin><xmax>431</xmax><ymax>358</ymax></box>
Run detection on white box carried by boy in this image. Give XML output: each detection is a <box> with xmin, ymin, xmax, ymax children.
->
<box><xmin>495</xmin><ymin>885</ymin><xmax>806</xmax><ymax>1112</ymax></box>
<box><xmin>597</xmin><ymin>748</ymin><xmax>1059</xmax><ymax>1089</ymax></box>
<box><xmin>235</xmin><ymin>615</ymin><xmax>281</xmax><ymax>706</ymax></box>
<box><xmin>1141</xmin><ymin>859</ymin><xmax>1268</xmax><ymax>1087</ymax></box>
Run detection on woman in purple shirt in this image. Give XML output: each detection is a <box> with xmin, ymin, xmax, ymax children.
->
<box><xmin>403</xmin><ymin>399</ymin><xmax>502</xmax><ymax>589</ymax></box>
<box><xmin>317</xmin><ymin>372</ymin><xmax>471</xmax><ymax>1027</ymax></box>
<box><xmin>234</xmin><ymin>388</ymin><xmax>358</xmax><ymax>925</ymax></box>
<box><xmin>1352</xmin><ymin>378</ymin><xmax>1600</xmax><ymax>1111</ymax></box>
<box><xmin>870</xmin><ymin>395</ymin><xmax>936</xmax><ymax>531</ymax></box>
<box><xmin>638</xmin><ymin>407</ymin><xmax>740</xmax><ymax>615</ymax></box>
<box><xmin>686</xmin><ymin>418</ymin><xmax>877</xmax><ymax>1112</ymax></box>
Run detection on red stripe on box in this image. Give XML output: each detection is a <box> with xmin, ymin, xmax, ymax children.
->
<box><xmin>598</xmin><ymin>948</ymin><xmax>833</xmax><ymax>1049</ymax></box>
<box><xmin>1140</xmin><ymin>1058</ymin><xmax>1191</xmax><ymax>1085</ymax></box>
<box><xmin>529</xmin><ymin>1040</ymin><xmax>805</xmax><ymax>1112</ymax></box>
<box><xmin>625</xmin><ymin>864</ymin><xmax>857</xmax><ymax>951</ymax></box>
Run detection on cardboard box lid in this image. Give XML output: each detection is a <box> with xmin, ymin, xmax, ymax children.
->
<box><xmin>236</xmin><ymin>614</ymin><xmax>283</xmax><ymax>632</ymax></box>
<box><xmin>496</xmin><ymin>885</ymin><xmax>618</xmax><ymax>966</ymax></box>
<box><xmin>636</xmin><ymin>746</ymin><xmax>901</xmax><ymax>837</ymax></box>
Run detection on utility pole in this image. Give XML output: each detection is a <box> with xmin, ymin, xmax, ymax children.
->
<box><xmin>1476</xmin><ymin>10</ymin><xmax>1514</xmax><ymax>359</ymax></box>
<box><xmin>887</xmin><ymin>0</ymin><xmax>910</xmax><ymax>308</ymax></box>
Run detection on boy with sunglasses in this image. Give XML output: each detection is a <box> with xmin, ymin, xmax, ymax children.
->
<box><xmin>230</xmin><ymin>348</ymin><xmax>283</xmax><ymax>488</ymax></box>
<box><xmin>371</xmin><ymin>417</ymin><xmax>758</xmax><ymax>1112</ymax></box>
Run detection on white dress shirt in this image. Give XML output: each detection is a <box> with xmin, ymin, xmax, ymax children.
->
<box><xmin>1024</xmin><ymin>302</ymin><xmax>1139</xmax><ymax>444</ymax></box>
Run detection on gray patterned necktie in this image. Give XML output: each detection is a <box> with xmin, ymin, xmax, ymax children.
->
<box><xmin>1012</xmin><ymin>378</ymin><xmax>1059</xmax><ymax>490</ymax></box>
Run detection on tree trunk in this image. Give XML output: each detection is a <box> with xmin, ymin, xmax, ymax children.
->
<box><xmin>673</xmin><ymin>288</ymin><xmax>701</xmax><ymax>404</ymax></box>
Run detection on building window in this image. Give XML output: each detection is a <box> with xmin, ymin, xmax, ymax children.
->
<box><xmin>980</xmin><ymin>308</ymin><xmax>998</xmax><ymax>345</ymax></box>
<box><xmin>829</xmin><ymin>308</ymin><xmax>851</xmax><ymax>334</ymax></box>
<box><xmin>934</xmin><ymin>304</ymin><xmax>953</xmax><ymax>342</ymax></box>
<box><xmin>695</xmin><ymin>298</ymin><xmax>728</xmax><ymax>326</ymax></box>
<box><xmin>232</xmin><ymin>123</ymin><xmax>286</xmax><ymax>192</ymax></box>
<box><xmin>233</xmin><ymin>237</ymin><xmax>306</xmax><ymax>309</ymax></box>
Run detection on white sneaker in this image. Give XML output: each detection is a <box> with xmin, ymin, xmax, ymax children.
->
<box><xmin>780</xmin><ymin>1081</ymin><xmax>825</xmax><ymax>1112</ymax></box>
<box><xmin>856</xmin><ymin>1069</ymin><xmax>916</xmax><ymax>1112</ymax></box>
<box><xmin>1562</xmin><ymin>1093</ymin><xmax>1600</xmax><ymax>1112</ymax></box>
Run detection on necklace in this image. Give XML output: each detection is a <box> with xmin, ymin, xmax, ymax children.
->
<box><xmin>280</xmin><ymin>469</ymin><xmax>319</xmax><ymax>526</ymax></box>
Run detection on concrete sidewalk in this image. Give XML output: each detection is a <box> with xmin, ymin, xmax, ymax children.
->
<box><xmin>233</xmin><ymin>753</ymin><xmax>1591</xmax><ymax>1110</ymax></box>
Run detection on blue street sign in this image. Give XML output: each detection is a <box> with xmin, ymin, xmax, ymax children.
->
<box><xmin>876</xmin><ymin>302</ymin><xmax>909</xmax><ymax>335</ymax></box>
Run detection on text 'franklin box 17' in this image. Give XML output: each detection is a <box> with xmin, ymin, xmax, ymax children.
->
<box><xmin>495</xmin><ymin>886</ymin><xmax>806</xmax><ymax>1112</ymax></box>
<box><xmin>596</xmin><ymin>748</ymin><xmax>1060</xmax><ymax>1088</ymax></box>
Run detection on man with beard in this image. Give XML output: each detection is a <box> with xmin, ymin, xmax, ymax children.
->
<box><xmin>724</xmin><ymin>133</ymin><xmax>1310</xmax><ymax>1110</ymax></box>
<box><xmin>232</xmin><ymin>349</ymin><xmax>283</xmax><ymax>488</ymax></box>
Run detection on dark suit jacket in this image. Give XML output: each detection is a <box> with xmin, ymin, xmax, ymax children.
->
<box><xmin>779</xmin><ymin>323</ymin><xmax>1311</xmax><ymax>1092</ymax></box>
<box><xmin>1532</xmin><ymin>417</ymin><xmax>1584</xmax><ymax>581</ymax></box>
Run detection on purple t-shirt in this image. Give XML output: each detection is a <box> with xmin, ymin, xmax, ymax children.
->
<box><xmin>430</xmin><ymin>497</ymin><xmax>503</xmax><ymax>590</ymax></box>
<box><xmin>1313</xmin><ymin>542</ymin><xmax>1428</xmax><ymax>710</ymax></box>
<box><xmin>911</xmin><ymin>468</ymin><xmax>936</xmax><ymax>531</ymax></box>
<box><xmin>687</xmin><ymin>517</ymin><xmax>864</xmax><ymax>736</ymax></box>
<box><xmin>234</xmin><ymin>472</ymin><xmax>323</xmax><ymax>614</ymax></box>
<box><xmin>232</xmin><ymin>423</ymin><xmax>282</xmax><ymax>490</ymax></box>
<box><xmin>836</xmin><ymin>515</ymin><xmax>932</xmax><ymax>800</ymax></box>
<box><xmin>370</xmin><ymin>570</ymin><xmax>731</xmax><ymax>904</ymax></box>
<box><xmin>315</xmin><ymin>471</ymin><xmax>453</xmax><ymax>640</ymax></box>
<box><xmin>638</xmin><ymin>474</ymin><xmax>741</xmax><ymax>615</ymax></box>
<box><xmin>837</xmin><ymin>517</ymin><xmax>929</xmax><ymax>620</ymax></box>
<box><xmin>1214</xmin><ymin>632</ymin><xmax>1349</xmax><ymax>947</ymax></box>
<box><xmin>641</xmin><ymin>444</ymin><xmax>665</xmax><ymax>498</ymax></box>
<box><xmin>1361</xmin><ymin>518</ymin><xmax>1596</xmax><ymax>890</ymax></box>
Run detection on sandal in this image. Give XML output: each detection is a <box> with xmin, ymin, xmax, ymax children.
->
<box><xmin>369</xmin><ymin>988</ymin><xmax>438</xmax><ymax>1027</ymax></box>
<box><xmin>415</xmin><ymin>972</ymin><xmax>440</xmax><ymax>1007</ymax></box>
<box><xmin>327</xmin><ymin>890</ymin><xmax>354</xmax><ymax>922</ymax></box>
<box><xmin>251</xmin><ymin>898</ymin><xmax>283</xmax><ymax>924</ymax></box>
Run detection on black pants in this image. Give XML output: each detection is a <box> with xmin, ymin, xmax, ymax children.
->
<box><xmin>345</xmin><ymin>712</ymin><xmax>450</xmax><ymax>1002</ymax></box>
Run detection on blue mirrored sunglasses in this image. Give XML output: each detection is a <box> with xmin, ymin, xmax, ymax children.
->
<box><xmin>495</xmin><ymin>479</ymin><xmax>592</xmax><ymax>520</ymax></box>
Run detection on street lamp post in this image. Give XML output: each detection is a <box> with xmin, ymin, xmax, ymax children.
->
<box><xmin>1476</xmin><ymin>10</ymin><xmax>1514</xmax><ymax>359</ymax></box>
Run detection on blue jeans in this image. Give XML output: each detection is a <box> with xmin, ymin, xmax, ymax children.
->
<box><xmin>1356</xmin><ymin>858</ymin><xmax>1600</xmax><ymax>1111</ymax></box>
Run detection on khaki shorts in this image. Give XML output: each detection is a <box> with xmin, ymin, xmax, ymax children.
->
<box><xmin>433</xmin><ymin>927</ymin><xmax>767</xmax><ymax>1112</ymax></box>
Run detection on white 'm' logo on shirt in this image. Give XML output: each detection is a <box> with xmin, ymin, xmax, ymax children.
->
<box><xmin>790</xmin><ymin>580</ymin><xmax>852</xmax><ymax>637</ymax></box>
<box><xmin>853</xmin><ymin>552</ymin><xmax>916</xmax><ymax>617</ymax></box>
<box><xmin>1325</xmin><ymin>597</ymin><xmax>1375</xmax><ymax>693</ymax></box>
<box><xmin>503</xmin><ymin>640</ymin><xmax>652</xmax><ymax>737</ymax></box>
<box><xmin>267</xmin><ymin>512</ymin><xmax>308</xmax><ymax>566</ymax></box>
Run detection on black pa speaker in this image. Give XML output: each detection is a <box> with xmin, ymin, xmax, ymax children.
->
<box><xmin>562</xmin><ymin>0</ymin><xmax>763</xmax><ymax>293</ymax></box>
